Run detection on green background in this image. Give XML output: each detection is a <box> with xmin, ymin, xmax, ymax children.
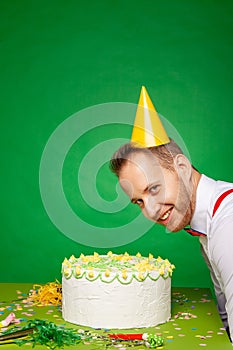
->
<box><xmin>1</xmin><ymin>0</ymin><xmax>233</xmax><ymax>290</ymax></box>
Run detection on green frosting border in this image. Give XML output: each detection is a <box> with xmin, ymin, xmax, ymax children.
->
<box><xmin>62</xmin><ymin>268</ymin><xmax>171</xmax><ymax>284</ymax></box>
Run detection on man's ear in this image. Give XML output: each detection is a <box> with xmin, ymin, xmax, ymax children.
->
<box><xmin>174</xmin><ymin>154</ymin><xmax>192</xmax><ymax>181</ymax></box>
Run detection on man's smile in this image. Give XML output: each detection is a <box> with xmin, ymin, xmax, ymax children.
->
<box><xmin>157</xmin><ymin>207</ymin><xmax>173</xmax><ymax>225</ymax></box>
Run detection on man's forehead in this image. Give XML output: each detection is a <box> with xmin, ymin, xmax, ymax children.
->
<box><xmin>127</xmin><ymin>151</ymin><xmax>161</xmax><ymax>171</ymax></box>
<box><xmin>120</xmin><ymin>152</ymin><xmax>163</xmax><ymax>187</ymax></box>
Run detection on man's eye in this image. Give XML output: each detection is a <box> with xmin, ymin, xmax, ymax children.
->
<box><xmin>134</xmin><ymin>199</ymin><xmax>143</xmax><ymax>207</ymax></box>
<box><xmin>149</xmin><ymin>185</ymin><xmax>159</xmax><ymax>194</ymax></box>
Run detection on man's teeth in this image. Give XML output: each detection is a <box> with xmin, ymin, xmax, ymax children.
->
<box><xmin>160</xmin><ymin>210</ymin><xmax>171</xmax><ymax>220</ymax></box>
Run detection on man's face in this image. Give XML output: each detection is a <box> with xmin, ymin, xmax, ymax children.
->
<box><xmin>119</xmin><ymin>151</ymin><xmax>194</xmax><ymax>232</ymax></box>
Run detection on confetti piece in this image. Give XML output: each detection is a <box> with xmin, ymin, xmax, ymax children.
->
<box><xmin>14</xmin><ymin>319</ymin><xmax>21</xmax><ymax>324</ymax></box>
<box><xmin>178</xmin><ymin>334</ymin><xmax>185</xmax><ymax>337</ymax></box>
<box><xmin>1</xmin><ymin>312</ymin><xmax>16</xmax><ymax>326</ymax></box>
<box><xmin>175</xmin><ymin>328</ymin><xmax>181</xmax><ymax>330</ymax></box>
<box><xmin>199</xmin><ymin>344</ymin><xmax>207</xmax><ymax>347</ymax></box>
<box><xmin>166</xmin><ymin>336</ymin><xmax>173</xmax><ymax>339</ymax></box>
<box><xmin>200</xmin><ymin>299</ymin><xmax>211</xmax><ymax>303</ymax></box>
<box><xmin>207</xmin><ymin>331</ymin><xmax>213</xmax><ymax>334</ymax></box>
<box><xmin>217</xmin><ymin>332</ymin><xmax>224</xmax><ymax>335</ymax></box>
<box><xmin>192</xmin><ymin>328</ymin><xmax>197</xmax><ymax>330</ymax></box>
<box><xmin>174</xmin><ymin>312</ymin><xmax>197</xmax><ymax>320</ymax></box>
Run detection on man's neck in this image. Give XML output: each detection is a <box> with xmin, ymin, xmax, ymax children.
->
<box><xmin>190</xmin><ymin>169</ymin><xmax>202</xmax><ymax>219</ymax></box>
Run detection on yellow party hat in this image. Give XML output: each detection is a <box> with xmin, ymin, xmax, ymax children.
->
<box><xmin>131</xmin><ymin>86</ymin><xmax>170</xmax><ymax>147</ymax></box>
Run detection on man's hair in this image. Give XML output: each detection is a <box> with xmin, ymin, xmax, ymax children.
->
<box><xmin>110</xmin><ymin>139</ymin><xmax>185</xmax><ymax>177</ymax></box>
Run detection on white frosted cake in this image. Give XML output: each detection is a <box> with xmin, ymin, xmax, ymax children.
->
<box><xmin>62</xmin><ymin>252</ymin><xmax>175</xmax><ymax>329</ymax></box>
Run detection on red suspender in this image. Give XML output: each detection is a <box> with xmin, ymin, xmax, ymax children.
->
<box><xmin>184</xmin><ymin>188</ymin><xmax>233</xmax><ymax>237</ymax></box>
<box><xmin>212</xmin><ymin>189</ymin><xmax>233</xmax><ymax>217</ymax></box>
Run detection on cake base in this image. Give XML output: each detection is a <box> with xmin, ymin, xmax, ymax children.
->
<box><xmin>62</xmin><ymin>275</ymin><xmax>171</xmax><ymax>329</ymax></box>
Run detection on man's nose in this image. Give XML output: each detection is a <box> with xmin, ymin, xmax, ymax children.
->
<box><xmin>143</xmin><ymin>197</ymin><xmax>160</xmax><ymax>221</ymax></box>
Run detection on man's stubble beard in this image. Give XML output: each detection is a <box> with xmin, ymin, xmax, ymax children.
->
<box><xmin>167</xmin><ymin>178</ymin><xmax>196</xmax><ymax>233</ymax></box>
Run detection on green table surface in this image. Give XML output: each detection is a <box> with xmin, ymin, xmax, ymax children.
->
<box><xmin>0</xmin><ymin>283</ymin><xmax>232</xmax><ymax>349</ymax></box>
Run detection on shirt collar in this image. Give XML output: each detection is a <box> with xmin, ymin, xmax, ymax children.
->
<box><xmin>190</xmin><ymin>174</ymin><xmax>217</xmax><ymax>234</ymax></box>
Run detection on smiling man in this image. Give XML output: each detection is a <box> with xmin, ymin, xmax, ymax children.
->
<box><xmin>111</xmin><ymin>140</ymin><xmax>200</xmax><ymax>233</ymax></box>
<box><xmin>110</xmin><ymin>87</ymin><xmax>233</xmax><ymax>342</ymax></box>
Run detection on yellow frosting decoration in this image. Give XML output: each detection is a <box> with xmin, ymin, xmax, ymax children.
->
<box><xmin>93</xmin><ymin>252</ymin><xmax>100</xmax><ymax>262</ymax></box>
<box><xmin>114</xmin><ymin>255</ymin><xmax>122</xmax><ymax>261</ymax></box>
<box><xmin>121</xmin><ymin>269</ymin><xmax>128</xmax><ymax>279</ymax></box>
<box><xmin>75</xmin><ymin>266</ymin><xmax>81</xmax><ymax>275</ymax></box>
<box><xmin>64</xmin><ymin>268</ymin><xmax>70</xmax><ymax>277</ymax></box>
<box><xmin>105</xmin><ymin>269</ymin><xmax>111</xmax><ymax>277</ymax></box>
<box><xmin>88</xmin><ymin>271</ymin><xmax>94</xmax><ymax>278</ymax></box>
<box><xmin>62</xmin><ymin>258</ymin><xmax>72</xmax><ymax>268</ymax></box>
<box><xmin>120</xmin><ymin>252</ymin><xmax>131</xmax><ymax>262</ymax></box>
<box><xmin>138</xmin><ymin>273</ymin><xmax>145</xmax><ymax>280</ymax></box>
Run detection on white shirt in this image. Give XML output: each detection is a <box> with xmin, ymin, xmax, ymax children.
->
<box><xmin>190</xmin><ymin>174</ymin><xmax>233</xmax><ymax>341</ymax></box>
